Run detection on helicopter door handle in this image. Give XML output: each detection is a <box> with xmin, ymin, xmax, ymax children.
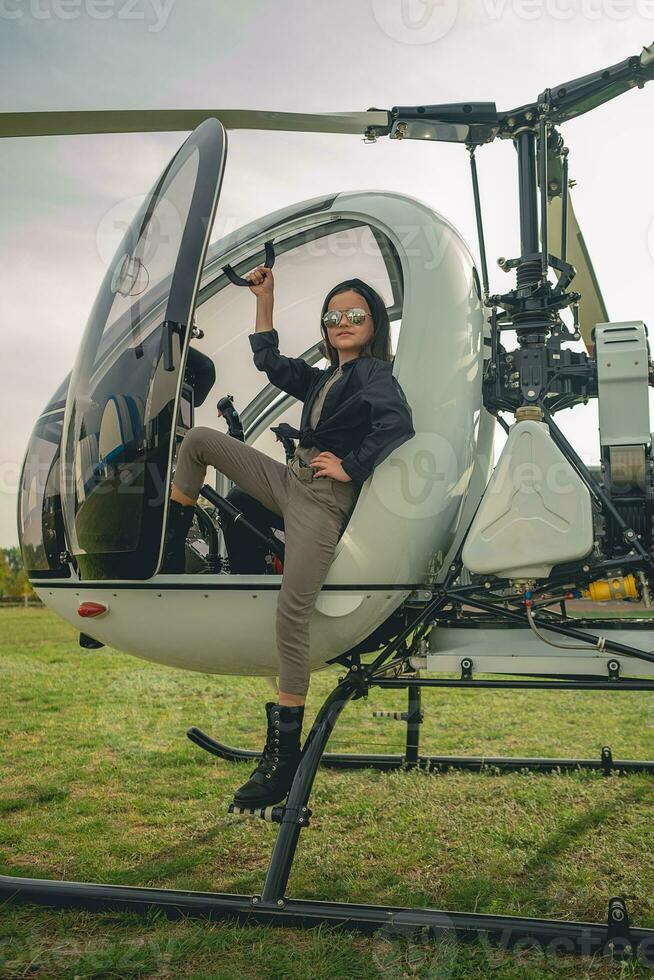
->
<box><xmin>222</xmin><ymin>240</ymin><xmax>275</xmax><ymax>287</ymax></box>
<box><xmin>162</xmin><ymin>320</ymin><xmax>183</xmax><ymax>372</ymax></box>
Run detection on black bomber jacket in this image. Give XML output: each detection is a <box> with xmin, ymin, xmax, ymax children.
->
<box><xmin>248</xmin><ymin>327</ymin><xmax>416</xmax><ymax>487</ymax></box>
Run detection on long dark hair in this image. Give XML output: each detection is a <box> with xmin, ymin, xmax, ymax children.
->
<box><xmin>318</xmin><ymin>278</ymin><xmax>392</xmax><ymax>369</ymax></box>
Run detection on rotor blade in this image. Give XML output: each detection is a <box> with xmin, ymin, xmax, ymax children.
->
<box><xmin>0</xmin><ymin>108</ymin><xmax>390</xmax><ymax>139</ymax></box>
<box><xmin>547</xmin><ymin>191</ymin><xmax>608</xmax><ymax>351</ymax></box>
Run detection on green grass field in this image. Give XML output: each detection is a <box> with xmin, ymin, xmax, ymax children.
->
<box><xmin>2</xmin><ymin>606</ymin><xmax>654</xmax><ymax>979</ymax></box>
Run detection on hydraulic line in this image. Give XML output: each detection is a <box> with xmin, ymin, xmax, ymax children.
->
<box><xmin>526</xmin><ymin>606</ymin><xmax>610</xmax><ymax>653</ymax></box>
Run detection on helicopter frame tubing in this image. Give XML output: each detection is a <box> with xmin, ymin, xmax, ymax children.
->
<box><xmin>189</xmin><ymin>396</ymin><xmax>654</xmax><ymax>782</ymax></box>
<box><xmin>5</xmin><ymin>42</ymin><xmax>654</xmax><ymax>966</ymax></box>
<box><xmin>8</xmin><ymin>388</ymin><xmax>654</xmax><ymax>963</ymax></box>
<box><xmin>4</xmin><ymin>560</ymin><xmax>654</xmax><ymax>966</ymax></box>
<box><xmin>0</xmin><ymin>699</ymin><xmax>649</xmax><ymax>965</ymax></box>
<box><xmin>187</xmin><ymin>670</ymin><xmax>654</xmax><ymax>779</ymax></box>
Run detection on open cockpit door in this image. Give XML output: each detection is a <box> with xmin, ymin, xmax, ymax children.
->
<box><xmin>60</xmin><ymin>118</ymin><xmax>226</xmax><ymax>580</ymax></box>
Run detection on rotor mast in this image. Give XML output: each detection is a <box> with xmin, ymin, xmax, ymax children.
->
<box><xmin>389</xmin><ymin>41</ymin><xmax>654</xmax><ymax>415</ymax></box>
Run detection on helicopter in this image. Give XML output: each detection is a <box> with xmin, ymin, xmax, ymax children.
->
<box><xmin>4</xmin><ymin>39</ymin><xmax>654</xmax><ymax>967</ymax></box>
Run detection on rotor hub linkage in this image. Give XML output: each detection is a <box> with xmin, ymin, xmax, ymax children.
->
<box><xmin>476</xmin><ymin>116</ymin><xmax>598</xmax><ymax>413</ymax></box>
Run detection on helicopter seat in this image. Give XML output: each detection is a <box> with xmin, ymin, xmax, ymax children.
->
<box><xmin>222</xmin><ymin>484</ymin><xmax>285</xmax><ymax>574</ymax></box>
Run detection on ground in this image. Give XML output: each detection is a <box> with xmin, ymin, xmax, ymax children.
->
<box><xmin>2</xmin><ymin>607</ymin><xmax>654</xmax><ymax>979</ymax></box>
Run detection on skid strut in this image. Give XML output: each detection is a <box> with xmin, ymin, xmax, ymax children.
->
<box><xmin>4</xmin><ymin>670</ymin><xmax>654</xmax><ymax>965</ymax></box>
<box><xmin>4</xmin><ymin>579</ymin><xmax>654</xmax><ymax>965</ymax></box>
<box><xmin>189</xmin><ymin>676</ymin><xmax>654</xmax><ymax>776</ymax></box>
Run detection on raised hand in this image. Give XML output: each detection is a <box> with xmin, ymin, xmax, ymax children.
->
<box><xmin>246</xmin><ymin>265</ymin><xmax>274</xmax><ymax>298</ymax></box>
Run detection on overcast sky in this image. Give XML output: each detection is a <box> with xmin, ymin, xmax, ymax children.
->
<box><xmin>2</xmin><ymin>1</ymin><xmax>654</xmax><ymax>547</ymax></box>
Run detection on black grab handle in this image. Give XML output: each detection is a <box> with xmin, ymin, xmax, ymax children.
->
<box><xmin>222</xmin><ymin>240</ymin><xmax>275</xmax><ymax>287</ymax></box>
<box><xmin>199</xmin><ymin>484</ymin><xmax>285</xmax><ymax>562</ymax></box>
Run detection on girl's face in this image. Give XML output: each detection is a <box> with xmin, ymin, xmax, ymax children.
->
<box><xmin>325</xmin><ymin>290</ymin><xmax>374</xmax><ymax>359</ymax></box>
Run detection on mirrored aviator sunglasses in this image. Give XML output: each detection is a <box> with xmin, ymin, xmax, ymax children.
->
<box><xmin>322</xmin><ymin>308</ymin><xmax>369</xmax><ymax>329</ymax></box>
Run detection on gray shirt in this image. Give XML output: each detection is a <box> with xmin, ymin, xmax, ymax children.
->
<box><xmin>294</xmin><ymin>365</ymin><xmax>343</xmax><ymax>466</ymax></box>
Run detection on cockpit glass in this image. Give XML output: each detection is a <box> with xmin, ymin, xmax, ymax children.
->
<box><xmin>18</xmin><ymin>412</ymin><xmax>68</xmax><ymax>575</ymax></box>
<box><xmin>60</xmin><ymin>120</ymin><xmax>225</xmax><ymax>579</ymax></box>
<box><xmin>190</xmin><ymin>221</ymin><xmax>403</xmax><ymax>467</ymax></box>
<box><xmin>194</xmin><ymin>223</ymin><xmax>400</xmax><ymax>407</ymax></box>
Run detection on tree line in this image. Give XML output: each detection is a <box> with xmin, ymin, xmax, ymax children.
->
<box><xmin>0</xmin><ymin>548</ymin><xmax>33</xmax><ymax>598</ymax></box>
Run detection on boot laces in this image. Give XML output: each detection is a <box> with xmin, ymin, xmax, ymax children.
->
<box><xmin>249</xmin><ymin>709</ymin><xmax>300</xmax><ymax>781</ymax></box>
<box><xmin>248</xmin><ymin>712</ymin><xmax>282</xmax><ymax>780</ymax></box>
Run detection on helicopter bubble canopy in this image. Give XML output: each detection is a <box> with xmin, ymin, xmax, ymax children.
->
<box><xmin>60</xmin><ymin>118</ymin><xmax>226</xmax><ymax>581</ymax></box>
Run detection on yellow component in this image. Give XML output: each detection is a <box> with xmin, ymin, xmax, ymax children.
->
<box><xmin>515</xmin><ymin>406</ymin><xmax>544</xmax><ymax>422</ymax></box>
<box><xmin>581</xmin><ymin>574</ymin><xmax>639</xmax><ymax>602</ymax></box>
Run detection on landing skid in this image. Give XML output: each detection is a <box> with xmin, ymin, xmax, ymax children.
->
<box><xmin>4</xmin><ymin>584</ymin><xmax>654</xmax><ymax>967</ymax></box>
<box><xmin>3</xmin><ymin>668</ymin><xmax>654</xmax><ymax>964</ymax></box>
<box><xmin>188</xmin><ymin>679</ymin><xmax>654</xmax><ymax>776</ymax></box>
<box><xmin>2</xmin><ymin>878</ymin><xmax>648</xmax><ymax>963</ymax></box>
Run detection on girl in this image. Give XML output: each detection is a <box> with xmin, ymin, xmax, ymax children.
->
<box><xmin>163</xmin><ymin>268</ymin><xmax>415</xmax><ymax>807</ymax></box>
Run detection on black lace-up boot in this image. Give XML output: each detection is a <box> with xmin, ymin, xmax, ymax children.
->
<box><xmin>160</xmin><ymin>499</ymin><xmax>195</xmax><ymax>573</ymax></box>
<box><xmin>233</xmin><ymin>701</ymin><xmax>305</xmax><ymax>808</ymax></box>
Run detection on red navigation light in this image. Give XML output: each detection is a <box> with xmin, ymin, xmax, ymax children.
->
<box><xmin>77</xmin><ymin>602</ymin><xmax>108</xmax><ymax>619</ymax></box>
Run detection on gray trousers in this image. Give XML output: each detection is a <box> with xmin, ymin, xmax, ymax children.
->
<box><xmin>173</xmin><ymin>426</ymin><xmax>360</xmax><ymax>695</ymax></box>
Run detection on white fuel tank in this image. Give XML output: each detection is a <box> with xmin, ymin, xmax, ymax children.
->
<box><xmin>462</xmin><ymin>418</ymin><xmax>594</xmax><ymax>579</ymax></box>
